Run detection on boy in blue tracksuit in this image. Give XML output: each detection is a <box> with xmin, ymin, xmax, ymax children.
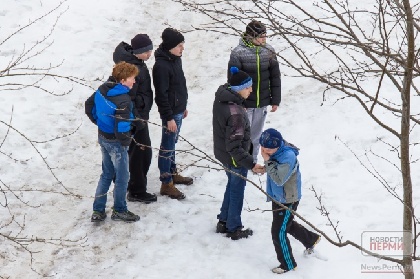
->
<box><xmin>259</xmin><ymin>128</ymin><xmax>320</xmax><ymax>274</ymax></box>
<box><xmin>85</xmin><ymin>61</ymin><xmax>141</xmax><ymax>223</ymax></box>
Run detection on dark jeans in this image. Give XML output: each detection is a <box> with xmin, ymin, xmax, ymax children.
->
<box><xmin>128</xmin><ymin>123</ymin><xmax>152</xmax><ymax>194</ymax></box>
<box><xmin>271</xmin><ymin>201</ymin><xmax>319</xmax><ymax>271</ymax></box>
<box><xmin>158</xmin><ymin>113</ymin><xmax>183</xmax><ymax>183</ymax></box>
<box><xmin>217</xmin><ymin>165</ymin><xmax>248</xmax><ymax>232</ymax></box>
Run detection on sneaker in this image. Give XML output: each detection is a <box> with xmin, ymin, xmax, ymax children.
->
<box><xmin>111</xmin><ymin>210</ymin><xmax>140</xmax><ymax>222</ymax></box>
<box><xmin>271</xmin><ymin>266</ymin><xmax>295</xmax><ymax>274</ymax></box>
<box><xmin>127</xmin><ymin>192</ymin><xmax>157</xmax><ymax>204</ymax></box>
<box><xmin>216</xmin><ymin>221</ymin><xmax>227</xmax><ymax>233</ymax></box>
<box><xmin>304</xmin><ymin>235</ymin><xmax>321</xmax><ymax>255</ymax></box>
<box><xmin>226</xmin><ymin>228</ymin><xmax>253</xmax><ymax>240</ymax></box>
<box><xmin>91</xmin><ymin>211</ymin><xmax>107</xmax><ymax>222</ymax></box>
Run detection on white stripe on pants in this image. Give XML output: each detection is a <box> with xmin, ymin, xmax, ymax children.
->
<box><xmin>246</xmin><ymin>107</ymin><xmax>267</xmax><ymax>163</ymax></box>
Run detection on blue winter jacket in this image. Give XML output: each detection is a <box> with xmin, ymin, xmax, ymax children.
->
<box><xmin>265</xmin><ymin>141</ymin><xmax>301</xmax><ymax>204</ymax></box>
<box><xmin>85</xmin><ymin>79</ymin><xmax>134</xmax><ymax>146</ymax></box>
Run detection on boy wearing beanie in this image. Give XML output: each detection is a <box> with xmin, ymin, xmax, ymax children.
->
<box><xmin>85</xmin><ymin>62</ymin><xmax>141</xmax><ymax>223</ymax></box>
<box><xmin>228</xmin><ymin>20</ymin><xmax>281</xmax><ymax>163</ymax></box>
<box><xmin>153</xmin><ymin>28</ymin><xmax>193</xmax><ymax>200</ymax></box>
<box><xmin>259</xmin><ymin>128</ymin><xmax>320</xmax><ymax>274</ymax></box>
<box><xmin>213</xmin><ymin>66</ymin><xmax>265</xmax><ymax>240</ymax></box>
<box><xmin>113</xmin><ymin>33</ymin><xmax>157</xmax><ymax>204</ymax></box>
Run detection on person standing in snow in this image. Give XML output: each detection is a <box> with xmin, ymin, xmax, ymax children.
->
<box><xmin>213</xmin><ymin>66</ymin><xmax>265</xmax><ymax>240</ymax></box>
<box><xmin>113</xmin><ymin>34</ymin><xmax>157</xmax><ymax>204</ymax></box>
<box><xmin>85</xmin><ymin>62</ymin><xmax>140</xmax><ymax>223</ymax></box>
<box><xmin>228</xmin><ymin>20</ymin><xmax>281</xmax><ymax>163</ymax></box>
<box><xmin>259</xmin><ymin>128</ymin><xmax>320</xmax><ymax>274</ymax></box>
<box><xmin>153</xmin><ymin>28</ymin><xmax>193</xmax><ymax>200</ymax></box>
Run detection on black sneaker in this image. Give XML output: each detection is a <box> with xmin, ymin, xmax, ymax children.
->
<box><xmin>216</xmin><ymin>221</ymin><xmax>227</xmax><ymax>233</ymax></box>
<box><xmin>111</xmin><ymin>210</ymin><xmax>140</xmax><ymax>222</ymax></box>
<box><xmin>226</xmin><ymin>228</ymin><xmax>253</xmax><ymax>240</ymax></box>
<box><xmin>91</xmin><ymin>211</ymin><xmax>107</xmax><ymax>222</ymax></box>
<box><xmin>127</xmin><ymin>192</ymin><xmax>157</xmax><ymax>204</ymax></box>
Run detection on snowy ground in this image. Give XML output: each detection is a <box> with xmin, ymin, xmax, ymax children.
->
<box><xmin>1</xmin><ymin>0</ymin><xmax>419</xmax><ymax>278</ymax></box>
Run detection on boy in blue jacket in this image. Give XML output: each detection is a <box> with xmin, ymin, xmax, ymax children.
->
<box><xmin>85</xmin><ymin>62</ymin><xmax>141</xmax><ymax>223</ymax></box>
<box><xmin>260</xmin><ymin>128</ymin><xmax>320</xmax><ymax>274</ymax></box>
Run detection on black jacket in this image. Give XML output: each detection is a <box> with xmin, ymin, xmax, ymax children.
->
<box><xmin>212</xmin><ymin>84</ymin><xmax>254</xmax><ymax>169</ymax></box>
<box><xmin>152</xmin><ymin>45</ymin><xmax>188</xmax><ymax>121</ymax></box>
<box><xmin>113</xmin><ymin>42</ymin><xmax>153</xmax><ymax>120</ymax></box>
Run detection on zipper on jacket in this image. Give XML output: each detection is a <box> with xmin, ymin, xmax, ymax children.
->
<box><xmin>256</xmin><ymin>47</ymin><xmax>260</xmax><ymax>108</ymax></box>
<box><xmin>231</xmin><ymin>157</ymin><xmax>238</xmax><ymax>167</ymax></box>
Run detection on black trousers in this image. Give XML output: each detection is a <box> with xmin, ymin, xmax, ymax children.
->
<box><xmin>271</xmin><ymin>201</ymin><xmax>319</xmax><ymax>271</ymax></box>
<box><xmin>127</xmin><ymin>123</ymin><xmax>152</xmax><ymax>194</ymax></box>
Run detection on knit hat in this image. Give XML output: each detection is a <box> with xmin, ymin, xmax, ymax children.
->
<box><xmin>245</xmin><ymin>20</ymin><xmax>266</xmax><ymax>38</ymax></box>
<box><xmin>161</xmin><ymin>28</ymin><xmax>185</xmax><ymax>50</ymax></box>
<box><xmin>259</xmin><ymin>128</ymin><xmax>283</xmax><ymax>149</ymax></box>
<box><xmin>229</xmin><ymin>67</ymin><xmax>252</xmax><ymax>92</ymax></box>
<box><xmin>131</xmin><ymin>34</ymin><xmax>153</xmax><ymax>54</ymax></box>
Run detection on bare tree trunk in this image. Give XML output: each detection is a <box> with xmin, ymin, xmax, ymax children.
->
<box><xmin>400</xmin><ymin>0</ymin><xmax>414</xmax><ymax>278</ymax></box>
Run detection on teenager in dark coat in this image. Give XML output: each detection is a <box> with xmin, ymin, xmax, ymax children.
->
<box><xmin>113</xmin><ymin>34</ymin><xmax>157</xmax><ymax>204</ymax></box>
<box><xmin>213</xmin><ymin>67</ymin><xmax>265</xmax><ymax>240</ymax></box>
<box><xmin>152</xmin><ymin>28</ymin><xmax>193</xmax><ymax>200</ymax></box>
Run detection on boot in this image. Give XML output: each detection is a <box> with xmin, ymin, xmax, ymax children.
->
<box><xmin>127</xmin><ymin>192</ymin><xmax>157</xmax><ymax>204</ymax></box>
<box><xmin>172</xmin><ymin>172</ymin><xmax>193</xmax><ymax>185</ymax></box>
<box><xmin>216</xmin><ymin>221</ymin><xmax>227</xmax><ymax>233</ymax></box>
<box><xmin>160</xmin><ymin>181</ymin><xmax>186</xmax><ymax>200</ymax></box>
<box><xmin>226</xmin><ymin>228</ymin><xmax>253</xmax><ymax>240</ymax></box>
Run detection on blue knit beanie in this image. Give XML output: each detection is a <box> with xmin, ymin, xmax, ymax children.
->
<box><xmin>229</xmin><ymin>67</ymin><xmax>252</xmax><ymax>92</ymax></box>
<box><xmin>259</xmin><ymin>128</ymin><xmax>283</xmax><ymax>148</ymax></box>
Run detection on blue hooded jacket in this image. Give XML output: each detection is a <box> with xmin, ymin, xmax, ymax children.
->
<box><xmin>85</xmin><ymin>79</ymin><xmax>134</xmax><ymax>146</ymax></box>
<box><xmin>265</xmin><ymin>140</ymin><xmax>301</xmax><ymax>204</ymax></box>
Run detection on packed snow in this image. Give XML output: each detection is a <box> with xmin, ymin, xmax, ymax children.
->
<box><xmin>1</xmin><ymin>0</ymin><xmax>419</xmax><ymax>278</ymax></box>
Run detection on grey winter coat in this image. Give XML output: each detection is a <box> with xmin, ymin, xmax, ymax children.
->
<box><xmin>228</xmin><ymin>37</ymin><xmax>281</xmax><ymax>108</ymax></box>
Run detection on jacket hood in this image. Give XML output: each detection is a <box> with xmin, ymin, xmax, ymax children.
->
<box><xmin>271</xmin><ymin>140</ymin><xmax>300</xmax><ymax>159</ymax></box>
<box><xmin>239</xmin><ymin>36</ymin><xmax>255</xmax><ymax>48</ymax></box>
<box><xmin>113</xmin><ymin>42</ymin><xmax>144</xmax><ymax>66</ymax></box>
<box><xmin>215</xmin><ymin>84</ymin><xmax>245</xmax><ymax>105</ymax></box>
<box><xmin>154</xmin><ymin>45</ymin><xmax>179</xmax><ymax>61</ymax></box>
<box><xmin>99</xmin><ymin>80</ymin><xmax>130</xmax><ymax>97</ymax></box>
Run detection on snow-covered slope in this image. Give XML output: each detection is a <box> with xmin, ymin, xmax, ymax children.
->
<box><xmin>1</xmin><ymin>0</ymin><xmax>418</xmax><ymax>278</ymax></box>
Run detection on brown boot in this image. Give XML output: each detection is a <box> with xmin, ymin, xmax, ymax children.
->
<box><xmin>173</xmin><ymin>173</ymin><xmax>193</xmax><ymax>185</ymax></box>
<box><xmin>160</xmin><ymin>181</ymin><xmax>186</xmax><ymax>200</ymax></box>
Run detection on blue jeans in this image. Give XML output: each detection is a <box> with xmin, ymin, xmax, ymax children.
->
<box><xmin>158</xmin><ymin>113</ymin><xmax>183</xmax><ymax>183</ymax></box>
<box><xmin>217</xmin><ymin>165</ymin><xmax>248</xmax><ymax>232</ymax></box>
<box><xmin>93</xmin><ymin>136</ymin><xmax>129</xmax><ymax>213</ymax></box>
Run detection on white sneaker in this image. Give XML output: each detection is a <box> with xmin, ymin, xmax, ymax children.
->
<box><xmin>271</xmin><ymin>266</ymin><xmax>296</xmax><ymax>274</ymax></box>
<box><xmin>271</xmin><ymin>266</ymin><xmax>287</xmax><ymax>274</ymax></box>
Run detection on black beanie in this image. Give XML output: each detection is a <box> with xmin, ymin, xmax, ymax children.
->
<box><xmin>161</xmin><ymin>28</ymin><xmax>185</xmax><ymax>50</ymax></box>
<box><xmin>229</xmin><ymin>67</ymin><xmax>253</xmax><ymax>92</ymax></box>
<box><xmin>245</xmin><ymin>20</ymin><xmax>266</xmax><ymax>38</ymax></box>
<box><xmin>131</xmin><ymin>34</ymin><xmax>153</xmax><ymax>54</ymax></box>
